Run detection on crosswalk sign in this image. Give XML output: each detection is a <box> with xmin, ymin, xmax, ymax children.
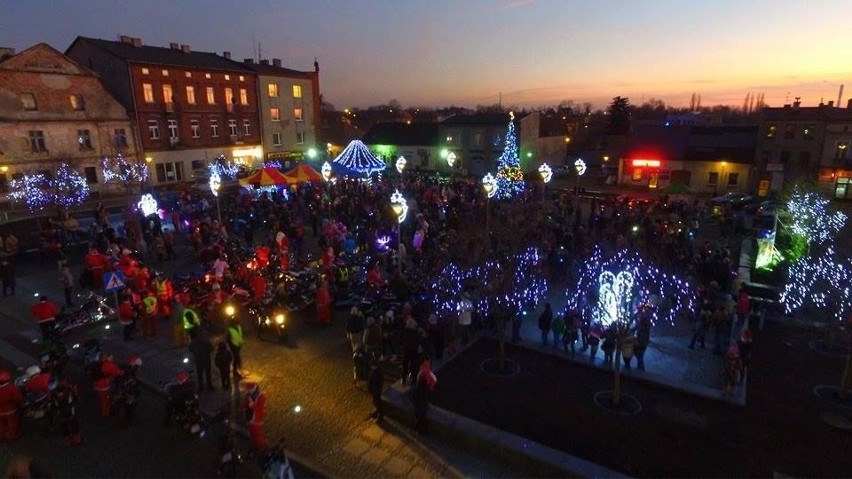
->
<box><xmin>103</xmin><ymin>271</ymin><xmax>127</xmax><ymax>293</ymax></box>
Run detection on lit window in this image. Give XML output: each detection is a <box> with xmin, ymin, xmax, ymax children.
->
<box><xmin>268</xmin><ymin>83</ymin><xmax>279</xmax><ymax>97</ymax></box>
<box><xmin>69</xmin><ymin>94</ymin><xmax>84</xmax><ymax>111</ymax></box>
<box><xmin>224</xmin><ymin>74</ymin><xmax>230</xmax><ymax>81</ymax></box>
<box><xmin>163</xmin><ymin>85</ymin><xmax>174</xmax><ymax>107</ymax></box>
<box><xmin>272</xmin><ymin>133</ymin><xmax>282</xmax><ymax>146</ymax></box>
<box><xmin>162</xmin><ymin>69</ymin><xmax>169</xmax><ymax>76</ymax></box>
<box><xmin>185</xmin><ymin>71</ymin><xmax>192</xmax><ymax>78</ymax></box>
<box><xmin>206</xmin><ymin>87</ymin><xmax>216</xmax><ymax>105</ymax></box>
<box><xmin>29</xmin><ymin>130</ymin><xmax>46</xmax><ymax>151</ymax></box>
<box><xmin>294</xmin><ymin>108</ymin><xmax>303</xmax><ymax>121</ymax></box>
<box><xmin>186</xmin><ymin>86</ymin><xmax>196</xmax><ymax>104</ymax></box>
<box><xmin>228</xmin><ymin>119</ymin><xmax>238</xmax><ymax>136</ymax></box>
<box><xmin>239</xmin><ymin>88</ymin><xmax>248</xmax><ymax>105</ymax></box>
<box><xmin>292</xmin><ymin>85</ymin><xmax>302</xmax><ymax>98</ymax></box>
<box><xmin>77</xmin><ymin>129</ymin><xmax>92</xmax><ymax>149</ymax></box>
<box><xmin>141</xmin><ymin>68</ymin><xmax>149</xmax><ymax>75</ymax></box>
<box><xmin>765</xmin><ymin>125</ymin><xmax>776</xmax><ymax>138</ymax></box>
<box><xmin>210</xmin><ymin>119</ymin><xmax>219</xmax><ymax>138</ymax></box>
<box><xmin>243</xmin><ymin>119</ymin><xmax>251</xmax><ymax>136</ymax></box>
<box><xmin>270</xmin><ymin>108</ymin><xmax>281</xmax><ymax>121</ymax></box>
<box><xmin>632</xmin><ymin>168</ymin><xmax>643</xmax><ymax>181</ymax></box>
<box><xmin>20</xmin><ymin>93</ymin><xmax>37</xmax><ymax>110</ymax></box>
<box><xmin>205</xmin><ymin>73</ymin><xmax>211</xmax><ymax>79</ymax></box>
<box><xmin>225</xmin><ymin>87</ymin><xmax>233</xmax><ymax>105</ymax></box>
<box><xmin>803</xmin><ymin>126</ymin><xmax>815</xmax><ymax>140</ymax></box>
<box><xmin>190</xmin><ymin>119</ymin><xmax>200</xmax><ymax>138</ymax></box>
<box><xmin>835</xmin><ymin>141</ymin><xmax>850</xmax><ymax>160</ymax></box>
<box><xmin>147</xmin><ymin>120</ymin><xmax>160</xmax><ymax>140</ymax></box>
<box><xmin>142</xmin><ymin>83</ymin><xmax>154</xmax><ymax>103</ymax></box>
<box><xmin>239</xmin><ymin>75</ymin><xmax>244</xmax><ymax>82</ymax></box>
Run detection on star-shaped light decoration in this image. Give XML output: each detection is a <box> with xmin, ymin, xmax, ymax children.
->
<box><xmin>538</xmin><ymin>163</ymin><xmax>553</xmax><ymax>183</ymax></box>
<box><xmin>390</xmin><ymin>189</ymin><xmax>408</xmax><ymax>224</ymax></box>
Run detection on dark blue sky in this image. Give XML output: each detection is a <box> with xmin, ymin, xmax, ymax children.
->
<box><xmin>3</xmin><ymin>0</ymin><xmax>851</xmax><ymax>109</ymax></box>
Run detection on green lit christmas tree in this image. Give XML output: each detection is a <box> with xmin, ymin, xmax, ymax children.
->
<box><xmin>495</xmin><ymin>112</ymin><xmax>524</xmax><ymax>199</ymax></box>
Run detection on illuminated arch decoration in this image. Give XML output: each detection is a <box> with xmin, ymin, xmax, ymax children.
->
<box><xmin>333</xmin><ymin>140</ymin><xmax>386</xmax><ymax>175</ymax></box>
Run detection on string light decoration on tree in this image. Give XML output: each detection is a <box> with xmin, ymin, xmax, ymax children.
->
<box><xmin>494</xmin><ymin>111</ymin><xmax>525</xmax><ymax>199</ymax></box>
<box><xmin>781</xmin><ymin>246</ymin><xmax>852</xmax><ymax>321</ymax></box>
<box><xmin>787</xmin><ymin>188</ymin><xmax>847</xmax><ymax>247</ymax></box>
<box><xmin>51</xmin><ymin>163</ymin><xmax>90</xmax><ymax>210</ymax></box>
<box><xmin>332</xmin><ymin>140</ymin><xmax>386</xmax><ymax>176</ymax></box>
<box><xmin>9</xmin><ymin>173</ymin><xmax>51</xmax><ymax>212</ymax></box>
<box><xmin>208</xmin><ymin>155</ymin><xmax>241</xmax><ymax>180</ymax></box>
<box><xmin>262</xmin><ymin>160</ymin><xmax>283</xmax><ymax>170</ymax></box>
<box><xmin>101</xmin><ymin>154</ymin><xmax>148</xmax><ymax>192</ymax></box>
<box><xmin>565</xmin><ymin>247</ymin><xmax>695</xmax><ymax>327</ymax></box>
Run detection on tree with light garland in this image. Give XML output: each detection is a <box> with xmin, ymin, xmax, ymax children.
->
<box><xmin>567</xmin><ymin>247</ymin><xmax>695</xmax><ymax>406</ymax></box>
<box><xmin>208</xmin><ymin>155</ymin><xmax>241</xmax><ymax>180</ymax></box>
<box><xmin>101</xmin><ymin>154</ymin><xmax>148</xmax><ymax>194</ymax></box>
<box><xmin>48</xmin><ymin>163</ymin><xmax>90</xmax><ymax>213</ymax></box>
<box><xmin>494</xmin><ymin>112</ymin><xmax>525</xmax><ymax>199</ymax></box>
<box><xmin>8</xmin><ymin>173</ymin><xmax>51</xmax><ymax>212</ymax></box>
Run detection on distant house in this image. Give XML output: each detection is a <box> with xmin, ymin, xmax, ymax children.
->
<box><xmin>438</xmin><ymin>113</ymin><xmax>517</xmax><ymax>177</ymax></box>
<box><xmin>361</xmin><ymin>122</ymin><xmax>439</xmax><ymax>172</ymax></box>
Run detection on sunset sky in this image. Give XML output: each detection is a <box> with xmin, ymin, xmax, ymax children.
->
<box><xmin>3</xmin><ymin>0</ymin><xmax>851</xmax><ymax>110</ymax></box>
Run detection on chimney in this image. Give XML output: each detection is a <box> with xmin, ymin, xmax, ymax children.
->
<box><xmin>838</xmin><ymin>85</ymin><xmax>845</xmax><ymax>107</ymax></box>
<box><xmin>243</xmin><ymin>58</ymin><xmax>254</xmax><ymax>64</ymax></box>
<box><xmin>119</xmin><ymin>35</ymin><xmax>132</xmax><ymax>44</ymax></box>
<box><xmin>314</xmin><ymin>58</ymin><xmax>319</xmax><ymax>73</ymax></box>
<box><xmin>169</xmin><ymin>42</ymin><xmax>179</xmax><ymax>50</ymax></box>
<box><xmin>272</xmin><ymin>58</ymin><xmax>281</xmax><ymax>68</ymax></box>
<box><xmin>131</xmin><ymin>38</ymin><xmax>142</xmax><ymax>48</ymax></box>
<box><xmin>180</xmin><ymin>44</ymin><xmax>190</xmax><ymax>54</ymax></box>
<box><xmin>0</xmin><ymin>47</ymin><xmax>15</xmax><ymax>61</ymax></box>
<box><xmin>847</xmin><ymin>98</ymin><xmax>852</xmax><ymax>110</ymax></box>
<box><xmin>222</xmin><ymin>51</ymin><xmax>231</xmax><ymax>60</ymax></box>
<box><xmin>828</xmin><ymin>101</ymin><xmax>834</xmax><ymax>107</ymax></box>
<box><xmin>259</xmin><ymin>59</ymin><xmax>269</xmax><ymax>66</ymax></box>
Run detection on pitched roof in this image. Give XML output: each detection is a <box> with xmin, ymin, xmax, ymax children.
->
<box><xmin>242</xmin><ymin>60</ymin><xmax>312</xmax><ymax>78</ymax></box>
<box><xmin>68</xmin><ymin>36</ymin><xmax>252</xmax><ymax>72</ymax></box>
<box><xmin>440</xmin><ymin>113</ymin><xmax>517</xmax><ymax>126</ymax></box>
<box><xmin>361</xmin><ymin>122</ymin><xmax>439</xmax><ymax>146</ymax></box>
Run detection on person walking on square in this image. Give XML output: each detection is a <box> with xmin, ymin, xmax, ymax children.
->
<box><xmin>538</xmin><ymin>302</ymin><xmax>553</xmax><ymax>346</ymax></box>
<box><xmin>367</xmin><ymin>361</ymin><xmax>384</xmax><ymax>422</ymax></box>
<box><xmin>226</xmin><ymin>319</ymin><xmax>245</xmax><ymax>379</ymax></box>
<box><xmin>243</xmin><ymin>382</ymin><xmax>268</xmax><ymax>451</ymax></box>
<box><xmin>215</xmin><ymin>341</ymin><xmax>233</xmax><ymax>390</ymax></box>
<box><xmin>141</xmin><ymin>290</ymin><xmax>159</xmax><ymax>337</ymax></box>
<box><xmin>59</xmin><ymin>262</ymin><xmax>75</xmax><ymax>308</ymax></box>
<box><xmin>588</xmin><ymin>321</ymin><xmax>602</xmax><ymax>362</ymax></box>
<box><xmin>410</xmin><ymin>358</ymin><xmax>437</xmax><ymax>435</ymax></box>
<box><xmin>551</xmin><ymin>314</ymin><xmax>566</xmax><ymax>350</ymax></box>
<box><xmin>190</xmin><ymin>332</ymin><xmax>214</xmax><ymax>391</ymax></box>
<box><xmin>635</xmin><ymin>318</ymin><xmax>651</xmax><ymax>371</ymax></box>
<box><xmin>0</xmin><ymin>260</ymin><xmax>16</xmax><ymax>297</ymax></box>
<box><xmin>457</xmin><ymin>293</ymin><xmax>473</xmax><ymax>346</ymax></box>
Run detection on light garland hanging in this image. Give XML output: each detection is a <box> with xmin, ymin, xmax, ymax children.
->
<box><xmin>333</xmin><ymin>140</ymin><xmax>386</xmax><ymax>175</ymax></box>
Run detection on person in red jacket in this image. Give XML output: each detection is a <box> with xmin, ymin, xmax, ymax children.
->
<box><xmin>118</xmin><ymin>295</ymin><xmax>138</xmax><ymax>342</ymax></box>
<box><xmin>31</xmin><ymin>295</ymin><xmax>60</xmax><ymax>340</ymax></box>
<box><xmin>243</xmin><ymin>382</ymin><xmax>268</xmax><ymax>451</ymax></box>
<box><xmin>249</xmin><ymin>274</ymin><xmax>268</xmax><ymax>303</ymax></box>
<box><xmin>0</xmin><ymin>369</ymin><xmax>25</xmax><ymax>440</ymax></box>
<box><xmin>92</xmin><ymin>354</ymin><xmax>125</xmax><ymax>417</ymax></box>
<box><xmin>315</xmin><ymin>280</ymin><xmax>331</xmax><ymax>326</ymax></box>
<box><xmin>255</xmin><ymin>245</ymin><xmax>270</xmax><ymax>270</ymax></box>
<box><xmin>84</xmin><ymin>246</ymin><xmax>109</xmax><ymax>290</ymax></box>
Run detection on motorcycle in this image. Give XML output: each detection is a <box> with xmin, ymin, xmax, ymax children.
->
<box><xmin>212</xmin><ymin>411</ymin><xmax>245</xmax><ymax>477</ymax></box>
<box><xmin>249</xmin><ymin>296</ymin><xmax>289</xmax><ymax>344</ymax></box>
<box><xmin>55</xmin><ymin>291</ymin><xmax>117</xmax><ymax>334</ymax></box>
<box><xmin>259</xmin><ymin>439</ymin><xmax>295</xmax><ymax>479</ymax></box>
<box><xmin>14</xmin><ymin>370</ymin><xmax>52</xmax><ymax>421</ymax></box>
<box><xmin>163</xmin><ymin>382</ymin><xmax>206</xmax><ymax>438</ymax></box>
<box><xmin>111</xmin><ymin>367</ymin><xmax>140</xmax><ymax>426</ymax></box>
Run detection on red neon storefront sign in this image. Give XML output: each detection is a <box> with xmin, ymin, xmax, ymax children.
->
<box><xmin>632</xmin><ymin>159</ymin><xmax>661</xmax><ymax>167</ymax></box>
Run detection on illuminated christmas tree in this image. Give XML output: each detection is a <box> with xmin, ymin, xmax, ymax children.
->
<box><xmin>9</xmin><ymin>173</ymin><xmax>51</xmax><ymax>212</ymax></box>
<box><xmin>51</xmin><ymin>163</ymin><xmax>90</xmax><ymax>211</ymax></box>
<box><xmin>101</xmin><ymin>154</ymin><xmax>148</xmax><ymax>193</ymax></box>
<box><xmin>494</xmin><ymin>112</ymin><xmax>524</xmax><ymax>199</ymax></box>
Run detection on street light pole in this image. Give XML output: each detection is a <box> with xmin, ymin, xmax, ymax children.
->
<box><xmin>390</xmin><ymin>189</ymin><xmax>408</xmax><ymax>271</ymax></box>
<box><xmin>209</xmin><ymin>171</ymin><xmax>222</xmax><ymax>223</ymax></box>
<box><xmin>482</xmin><ymin>173</ymin><xmax>497</xmax><ymax>254</ymax></box>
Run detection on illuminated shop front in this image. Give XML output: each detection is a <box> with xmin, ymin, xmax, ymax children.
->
<box><xmin>818</xmin><ymin>168</ymin><xmax>852</xmax><ymax>200</ymax></box>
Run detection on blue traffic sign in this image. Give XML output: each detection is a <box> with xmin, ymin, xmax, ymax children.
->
<box><xmin>103</xmin><ymin>271</ymin><xmax>127</xmax><ymax>293</ymax></box>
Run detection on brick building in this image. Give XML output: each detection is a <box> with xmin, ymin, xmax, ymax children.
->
<box><xmin>66</xmin><ymin>36</ymin><xmax>262</xmax><ymax>186</ymax></box>
<box><xmin>0</xmin><ymin>43</ymin><xmax>138</xmax><ymax>193</ymax></box>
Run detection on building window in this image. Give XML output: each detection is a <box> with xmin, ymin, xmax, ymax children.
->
<box><xmin>294</xmin><ymin>108</ymin><xmax>303</xmax><ymax>121</ymax></box>
<box><xmin>84</xmin><ymin>166</ymin><xmax>98</xmax><ymax>184</ymax></box>
<box><xmin>225</xmin><ymin>87</ymin><xmax>234</xmax><ymax>111</ymax></box>
<box><xmin>243</xmin><ymin>119</ymin><xmax>252</xmax><ymax>136</ymax></box>
<box><xmin>205</xmin><ymin>73</ymin><xmax>211</xmax><ymax>79</ymax></box>
<box><xmin>224</xmin><ymin>74</ymin><xmax>230</xmax><ymax>81</ymax></box>
<box><xmin>162</xmin><ymin>69</ymin><xmax>169</xmax><ymax>76</ymax></box>
<box><xmin>803</xmin><ymin>126</ymin><xmax>815</xmax><ymax>140</ymax></box>
<box><xmin>162</xmin><ymin>84</ymin><xmax>173</xmax><ymax>104</ymax></box>
<box><xmin>292</xmin><ymin>85</ymin><xmax>302</xmax><ymax>98</ymax></box>
<box><xmin>799</xmin><ymin>151</ymin><xmax>811</xmax><ymax>164</ymax></box>
<box><xmin>239</xmin><ymin>88</ymin><xmax>248</xmax><ymax>105</ymax></box>
<box><xmin>707</xmin><ymin>172</ymin><xmax>719</xmax><ymax>185</ymax></box>
<box><xmin>239</xmin><ymin>75</ymin><xmax>244</xmax><ymax>82</ymax></box>
<box><xmin>835</xmin><ymin>141</ymin><xmax>850</xmax><ymax>160</ymax></box>
<box><xmin>190</xmin><ymin>119</ymin><xmax>200</xmax><ymax>138</ymax></box>
<box><xmin>783</xmin><ymin>124</ymin><xmax>795</xmax><ymax>139</ymax></box>
<box><xmin>185</xmin><ymin>71</ymin><xmax>192</xmax><ymax>78</ymax></box>
<box><xmin>167</xmin><ymin>119</ymin><xmax>179</xmax><ymax>140</ymax></box>
<box><xmin>780</xmin><ymin>150</ymin><xmax>791</xmax><ymax>163</ymax></box>
<box><xmin>206</xmin><ymin>86</ymin><xmax>216</xmax><ymax>105</ymax></box>
<box><xmin>77</xmin><ymin>130</ymin><xmax>92</xmax><ymax>149</ymax></box>
<box><xmin>268</xmin><ymin>83</ymin><xmax>279</xmax><ymax>97</ymax></box>
<box><xmin>141</xmin><ymin>68</ymin><xmax>149</xmax><ymax>75</ymax></box>
<box><xmin>155</xmin><ymin>162</ymin><xmax>184</xmax><ymax>183</ymax></box>
<box><xmin>228</xmin><ymin>119</ymin><xmax>238</xmax><ymax>137</ymax></box>
<box><xmin>272</xmin><ymin>133</ymin><xmax>282</xmax><ymax>146</ymax></box>
<box><xmin>114</xmin><ymin>128</ymin><xmax>128</xmax><ymax>148</ymax></box>
<box><xmin>631</xmin><ymin>168</ymin><xmax>642</xmax><ymax>181</ymax></box>
<box><xmin>148</xmin><ymin>120</ymin><xmax>160</xmax><ymax>140</ymax></box>
<box><xmin>210</xmin><ymin>119</ymin><xmax>219</xmax><ymax>137</ymax></box>
<box><xmin>473</xmin><ymin>131</ymin><xmax>484</xmax><ymax>147</ymax></box>
<box><xmin>69</xmin><ymin>94</ymin><xmax>85</xmax><ymax>111</ymax></box>
<box><xmin>186</xmin><ymin>86</ymin><xmax>196</xmax><ymax>104</ymax></box>
<box><xmin>296</xmin><ymin>131</ymin><xmax>305</xmax><ymax>144</ymax></box>
<box><xmin>727</xmin><ymin>172</ymin><xmax>739</xmax><ymax>186</ymax></box>
<box><xmin>143</xmin><ymin>83</ymin><xmax>154</xmax><ymax>103</ymax></box>
<box><xmin>29</xmin><ymin>130</ymin><xmax>46</xmax><ymax>152</ymax></box>
<box><xmin>20</xmin><ymin>93</ymin><xmax>37</xmax><ymax>110</ymax></box>
<box><xmin>270</xmin><ymin>108</ymin><xmax>281</xmax><ymax>121</ymax></box>
<box><xmin>765</xmin><ymin>124</ymin><xmax>776</xmax><ymax>139</ymax></box>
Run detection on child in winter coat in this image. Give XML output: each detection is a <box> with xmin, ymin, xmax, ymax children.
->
<box><xmin>214</xmin><ymin>341</ymin><xmax>233</xmax><ymax>390</ymax></box>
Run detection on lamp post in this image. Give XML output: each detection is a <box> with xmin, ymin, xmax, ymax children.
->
<box><xmin>390</xmin><ymin>189</ymin><xmax>408</xmax><ymax>269</ymax></box>
<box><xmin>209</xmin><ymin>171</ymin><xmax>222</xmax><ymax>223</ymax></box>
<box><xmin>538</xmin><ymin>163</ymin><xmax>552</xmax><ymax>202</ymax></box>
<box><xmin>574</xmin><ymin>158</ymin><xmax>587</xmax><ymax>195</ymax></box>
<box><xmin>482</xmin><ymin>172</ymin><xmax>498</xmax><ymax>253</ymax></box>
<box><xmin>447</xmin><ymin>152</ymin><xmax>457</xmax><ymax>183</ymax></box>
